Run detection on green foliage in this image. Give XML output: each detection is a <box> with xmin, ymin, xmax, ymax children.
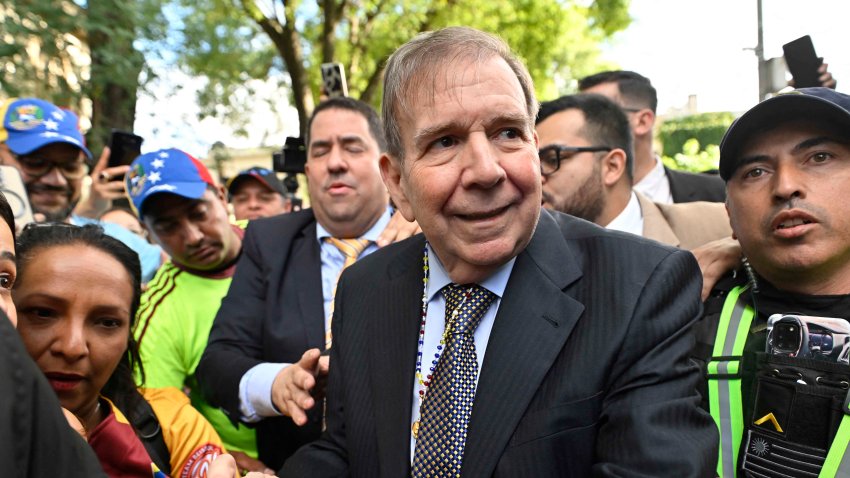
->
<box><xmin>1</xmin><ymin>0</ymin><xmax>167</xmax><ymax>150</ymax></box>
<box><xmin>661</xmin><ymin>138</ymin><xmax>720</xmax><ymax>173</ymax></box>
<box><xmin>173</xmin><ymin>0</ymin><xmax>632</xmax><ymax>132</ymax></box>
<box><xmin>657</xmin><ymin>111</ymin><xmax>735</xmax><ymax>158</ymax></box>
<box><xmin>1</xmin><ymin>1</ymin><xmax>88</xmax><ymax>106</ymax></box>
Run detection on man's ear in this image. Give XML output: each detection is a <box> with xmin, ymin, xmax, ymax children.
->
<box><xmin>601</xmin><ymin>148</ymin><xmax>628</xmax><ymax>187</ymax></box>
<box><xmin>632</xmin><ymin>109</ymin><xmax>655</xmax><ymax>138</ymax></box>
<box><xmin>213</xmin><ymin>184</ymin><xmax>228</xmax><ymax>203</ymax></box>
<box><xmin>725</xmin><ymin>200</ymin><xmax>737</xmax><ymax>240</ymax></box>
<box><xmin>379</xmin><ymin>153</ymin><xmax>415</xmax><ymax>222</ymax></box>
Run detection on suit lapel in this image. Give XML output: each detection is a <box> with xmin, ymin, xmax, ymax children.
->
<box><xmin>637</xmin><ymin>192</ymin><xmax>680</xmax><ymax>247</ymax></box>
<box><xmin>462</xmin><ymin>213</ymin><xmax>585</xmax><ymax>477</ymax></box>
<box><xmin>292</xmin><ymin>221</ymin><xmax>326</xmax><ymax>347</ymax></box>
<box><xmin>369</xmin><ymin>237</ymin><xmax>426</xmax><ymax>477</ymax></box>
<box><xmin>665</xmin><ymin>166</ymin><xmax>692</xmax><ymax>203</ymax></box>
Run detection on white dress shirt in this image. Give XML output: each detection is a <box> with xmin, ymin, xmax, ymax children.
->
<box><xmin>605</xmin><ymin>191</ymin><xmax>644</xmax><ymax>237</ymax></box>
<box><xmin>633</xmin><ymin>155</ymin><xmax>673</xmax><ymax>204</ymax></box>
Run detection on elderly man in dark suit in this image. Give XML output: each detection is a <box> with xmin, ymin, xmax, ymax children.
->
<box><xmin>281</xmin><ymin>26</ymin><xmax>718</xmax><ymax>477</ymax></box>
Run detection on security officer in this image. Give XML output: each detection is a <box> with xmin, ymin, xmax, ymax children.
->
<box><xmin>695</xmin><ymin>88</ymin><xmax>850</xmax><ymax>477</ymax></box>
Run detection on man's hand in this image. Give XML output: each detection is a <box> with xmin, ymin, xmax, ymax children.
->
<box><xmin>788</xmin><ymin>62</ymin><xmax>837</xmax><ymax>90</ymax></box>
<box><xmin>230</xmin><ymin>451</ymin><xmax>275</xmax><ymax>475</ymax></box>
<box><xmin>692</xmin><ymin>236</ymin><xmax>742</xmax><ymax>301</ymax></box>
<box><xmin>73</xmin><ymin>147</ymin><xmax>131</xmax><ymax>219</ymax></box>
<box><xmin>271</xmin><ymin>348</ymin><xmax>330</xmax><ymax>426</ymax></box>
<box><xmin>376</xmin><ymin>210</ymin><xmax>420</xmax><ymax>247</ymax></box>
<box><xmin>208</xmin><ymin>453</ymin><xmax>278</xmax><ymax>478</ymax></box>
<box><xmin>816</xmin><ymin>62</ymin><xmax>837</xmax><ymax>89</ymax></box>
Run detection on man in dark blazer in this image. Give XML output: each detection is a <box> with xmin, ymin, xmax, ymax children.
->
<box><xmin>196</xmin><ymin>97</ymin><xmax>415</xmax><ymax>470</ymax></box>
<box><xmin>282</xmin><ymin>26</ymin><xmax>718</xmax><ymax>477</ymax></box>
<box><xmin>579</xmin><ymin>70</ymin><xmax>726</xmax><ymax>204</ymax></box>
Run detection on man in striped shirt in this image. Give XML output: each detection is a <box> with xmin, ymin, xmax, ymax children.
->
<box><xmin>126</xmin><ymin>148</ymin><xmax>271</xmax><ymax>473</ymax></box>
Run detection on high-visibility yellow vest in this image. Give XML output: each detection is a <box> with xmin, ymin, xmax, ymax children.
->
<box><xmin>708</xmin><ymin>285</ymin><xmax>850</xmax><ymax>477</ymax></box>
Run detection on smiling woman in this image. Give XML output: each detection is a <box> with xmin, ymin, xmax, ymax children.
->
<box><xmin>13</xmin><ymin>224</ymin><xmax>225</xmax><ymax>478</ymax></box>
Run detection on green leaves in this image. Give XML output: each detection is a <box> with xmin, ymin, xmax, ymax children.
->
<box><xmin>173</xmin><ymin>0</ymin><xmax>631</xmax><ymax>132</ymax></box>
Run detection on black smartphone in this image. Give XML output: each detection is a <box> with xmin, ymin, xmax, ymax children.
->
<box><xmin>782</xmin><ymin>35</ymin><xmax>822</xmax><ymax>89</ymax></box>
<box><xmin>321</xmin><ymin>62</ymin><xmax>348</xmax><ymax>98</ymax></box>
<box><xmin>107</xmin><ymin>130</ymin><xmax>144</xmax><ymax>177</ymax></box>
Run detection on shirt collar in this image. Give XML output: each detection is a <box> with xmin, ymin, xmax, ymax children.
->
<box><xmin>315</xmin><ymin>206</ymin><xmax>393</xmax><ymax>243</ymax></box>
<box><xmin>425</xmin><ymin>243</ymin><xmax>515</xmax><ymax>301</ymax></box>
<box><xmin>605</xmin><ymin>191</ymin><xmax>644</xmax><ymax>237</ymax></box>
<box><xmin>633</xmin><ymin>154</ymin><xmax>671</xmax><ymax>201</ymax></box>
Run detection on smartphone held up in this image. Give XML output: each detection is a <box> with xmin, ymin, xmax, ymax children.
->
<box><xmin>782</xmin><ymin>35</ymin><xmax>823</xmax><ymax>89</ymax></box>
<box><xmin>107</xmin><ymin>130</ymin><xmax>144</xmax><ymax>180</ymax></box>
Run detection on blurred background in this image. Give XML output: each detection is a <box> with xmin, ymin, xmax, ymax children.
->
<box><xmin>2</xmin><ymin>0</ymin><xmax>845</xmax><ymax>179</ymax></box>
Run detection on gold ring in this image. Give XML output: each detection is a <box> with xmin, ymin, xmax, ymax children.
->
<box><xmin>99</xmin><ymin>172</ymin><xmax>110</xmax><ymax>182</ymax></box>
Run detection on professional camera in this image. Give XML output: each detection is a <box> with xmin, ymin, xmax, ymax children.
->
<box><xmin>767</xmin><ymin>314</ymin><xmax>850</xmax><ymax>364</ymax></box>
<box><xmin>272</xmin><ymin>136</ymin><xmax>306</xmax><ymax>174</ymax></box>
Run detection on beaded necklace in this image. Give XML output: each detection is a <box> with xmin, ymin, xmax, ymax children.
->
<box><xmin>412</xmin><ymin>243</ymin><xmax>470</xmax><ymax>439</ymax></box>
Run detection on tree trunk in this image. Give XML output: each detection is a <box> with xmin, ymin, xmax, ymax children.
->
<box><xmin>243</xmin><ymin>0</ymin><xmax>313</xmax><ymax>136</ymax></box>
<box><xmin>86</xmin><ymin>1</ymin><xmax>142</xmax><ymax>153</ymax></box>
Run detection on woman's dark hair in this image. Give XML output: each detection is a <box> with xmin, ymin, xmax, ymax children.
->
<box><xmin>0</xmin><ymin>192</ymin><xmax>16</xmax><ymax>242</ymax></box>
<box><xmin>16</xmin><ymin>223</ymin><xmax>145</xmax><ymax>417</ymax></box>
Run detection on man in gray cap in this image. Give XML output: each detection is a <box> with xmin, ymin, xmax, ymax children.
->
<box><xmin>226</xmin><ymin>166</ymin><xmax>292</xmax><ymax>221</ymax></box>
<box><xmin>694</xmin><ymin>87</ymin><xmax>850</xmax><ymax>477</ymax></box>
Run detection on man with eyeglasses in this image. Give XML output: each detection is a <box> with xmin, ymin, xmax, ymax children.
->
<box><xmin>579</xmin><ymin>70</ymin><xmax>726</xmax><ymax>204</ymax></box>
<box><xmin>0</xmin><ymin>98</ymin><xmax>162</xmax><ymax>281</ymax></box>
<box><xmin>536</xmin><ymin>93</ymin><xmax>730</xmax><ymax>250</ymax></box>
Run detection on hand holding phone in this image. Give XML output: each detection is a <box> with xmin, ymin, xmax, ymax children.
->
<box><xmin>74</xmin><ymin>131</ymin><xmax>143</xmax><ymax>218</ymax></box>
<box><xmin>107</xmin><ymin>130</ymin><xmax>144</xmax><ymax>180</ymax></box>
<box><xmin>783</xmin><ymin>35</ymin><xmax>823</xmax><ymax>89</ymax></box>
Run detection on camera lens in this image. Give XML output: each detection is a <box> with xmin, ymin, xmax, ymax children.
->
<box><xmin>773</xmin><ymin>322</ymin><xmax>801</xmax><ymax>353</ymax></box>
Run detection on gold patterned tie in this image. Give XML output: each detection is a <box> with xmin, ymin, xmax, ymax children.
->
<box><xmin>412</xmin><ymin>284</ymin><xmax>496</xmax><ymax>477</ymax></box>
<box><xmin>324</xmin><ymin>238</ymin><xmax>371</xmax><ymax>349</ymax></box>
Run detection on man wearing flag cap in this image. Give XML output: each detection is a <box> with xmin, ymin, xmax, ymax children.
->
<box><xmin>0</xmin><ymin>97</ymin><xmax>162</xmax><ymax>282</ymax></box>
<box><xmin>126</xmin><ymin>147</ymin><xmax>272</xmax><ymax>472</ymax></box>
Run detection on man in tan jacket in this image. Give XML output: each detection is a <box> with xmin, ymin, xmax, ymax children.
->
<box><xmin>536</xmin><ymin>93</ymin><xmax>730</xmax><ymax>250</ymax></box>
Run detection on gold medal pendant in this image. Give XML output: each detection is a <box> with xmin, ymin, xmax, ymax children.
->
<box><xmin>412</xmin><ymin>420</ymin><xmax>420</xmax><ymax>439</ymax></box>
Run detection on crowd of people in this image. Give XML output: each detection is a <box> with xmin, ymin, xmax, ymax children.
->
<box><xmin>2</xmin><ymin>25</ymin><xmax>849</xmax><ymax>478</ymax></box>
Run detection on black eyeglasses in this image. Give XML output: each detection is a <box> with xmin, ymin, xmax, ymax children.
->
<box><xmin>538</xmin><ymin>145</ymin><xmax>612</xmax><ymax>176</ymax></box>
<box><xmin>15</xmin><ymin>155</ymin><xmax>90</xmax><ymax>180</ymax></box>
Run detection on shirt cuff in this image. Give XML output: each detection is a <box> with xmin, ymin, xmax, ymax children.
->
<box><xmin>238</xmin><ymin>362</ymin><xmax>291</xmax><ymax>422</ymax></box>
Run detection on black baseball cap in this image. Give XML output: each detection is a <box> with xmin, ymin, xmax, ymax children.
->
<box><xmin>719</xmin><ymin>87</ymin><xmax>850</xmax><ymax>181</ymax></box>
<box><xmin>226</xmin><ymin>166</ymin><xmax>287</xmax><ymax>197</ymax></box>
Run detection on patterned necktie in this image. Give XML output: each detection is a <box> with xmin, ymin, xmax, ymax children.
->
<box><xmin>324</xmin><ymin>238</ymin><xmax>371</xmax><ymax>349</ymax></box>
<box><xmin>412</xmin><ymin>284</ymin><xmax>497</xmax><ymax>477</ymax></box>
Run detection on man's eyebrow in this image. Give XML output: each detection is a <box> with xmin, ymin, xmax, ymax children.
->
<box><xmin>413</xmin><ymin>120</ymin><xmax>466</xmax><ymax>146</ymax></box>
<box><xmin>310</xmin><ymin>139</ymin><xmax>332</xmax><ymax>150</ymax></box>
<box><xmin>340</xmin><ymin>135</ymin><xmax>367</xmax><ymax>145</ymax></box>
<box><xmin>485</xmin><ymin>112</ymin><xmax>530</xmax><ymax>127</ymax></box>
<box><xmin>736</xmin><ymin>154</ymin><xmax>771</xmax><ymax>172</ymax></box>
<box><xmin>793</xmin><ymin>136</ymin><xmax>847</xmax><ymax>152</ymax></box>
<box><xmin>0</xmin><ymin>251</ymin><xmax>14</xmax><ymax>262</ymax></box>
<box><xmin>413</xmin><ymin>113</ymin><xmax>529</xmax><ymax>147</ymax></box>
